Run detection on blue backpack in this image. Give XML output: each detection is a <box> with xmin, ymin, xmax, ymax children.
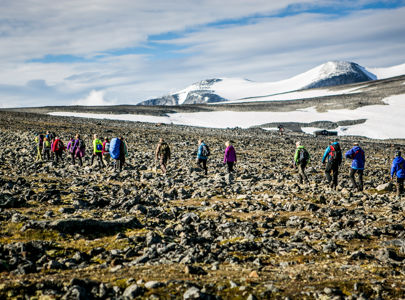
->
<box><xmin>109</xmin><ymin>138</ymin><xmax>121</xmax><ymax>159</ymax></box>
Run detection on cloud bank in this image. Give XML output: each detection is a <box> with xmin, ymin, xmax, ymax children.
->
<box><xmin>0</xmin><ymin>0</ymin><xmax>404</xmax><ymax>107</ymax></box>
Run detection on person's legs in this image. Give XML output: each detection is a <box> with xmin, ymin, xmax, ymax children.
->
<box><xmin>358</xmin><ymin>169</ymin><xmax>364</xmax><ymax>191</ymax></box>
<box><xmin>298</xmin><ymin>164</ymin><xmax>308</xmax><ymax>183</ymax></box>
<box><xmin>397</xmin><ymin>178</ymin><xmax>404</xmax><ymax>197</ymax></box>
<box><xmin>160</xmin><ymin>158</ymin><xmax>167</xmax><ymax>174</ymax></box>
<box><xmin>97</xmin><ymin>152</ymin><xmax>104</xmax><ymax>167</ymax></box>
<box><xmin>71</xmin><ymin>152</ymin><xmax>75</xmax><ymax>165</ymax></box>
<box><xmin>331</xmin><ymin>164</ymin><xmax>339</xmax><ymax>189</ymax></box>
<box><xmin>349</xmin><ymin>168</ymin><xmax>357</xmax><ymax>190</ymax></box>
<box><xmin>227</xmin><ymin>162</ymin><xmax>234</xmax><ymax>173</ymax></box>
<box><xmin>325</xmin><ymin>163</ymin><xmax>332</xmax><ymax>183</ymax></box>
<box><xmin>91</xmin><ymin>154</ymin><xmax>95</xmax><ymax>166</ymax></box>
<box><xmin>202</xmin><ymin>158</ymin><xmax>207</xmax><ymax>175</ymax></box>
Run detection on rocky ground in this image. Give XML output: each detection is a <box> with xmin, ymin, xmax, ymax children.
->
<box><xmin>0</xmin><ymin>110</ymin><xmax>405</xmax><ymax>299</ymax></box>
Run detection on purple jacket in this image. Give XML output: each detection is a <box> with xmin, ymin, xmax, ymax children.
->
<box><xmin>67</xmin><ymin>139</ymin><xmax>75</xmax><ymax>153</ymax></box>
<box><xmin>224</xmin><ymin>145</ymin><xmax>237</xmax><ymax>163</ymax></box>
<box><xmin>73</xmin><ymin>139</ymin><xmax>86</xmax><ymax>158</ymax></box>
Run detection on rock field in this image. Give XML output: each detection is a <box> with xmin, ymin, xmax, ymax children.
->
<box><xmin>0</xmin><ymin>111</ymin><xmax>404</xmax><ymax>299</ymax></box>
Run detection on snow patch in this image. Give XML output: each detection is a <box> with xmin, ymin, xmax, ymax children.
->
<box><xmin>50</xmin><ymin>94</ymin><xmax>405</xmax><ymax>140</ymax></box>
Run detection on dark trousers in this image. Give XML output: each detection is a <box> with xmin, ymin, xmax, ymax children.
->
<box><xmin>43</xmin><ymin>149</ymin><xmax>51</xmax><ymax>160</ymax></box>
<box><xmin>54</xmin><ymin>150</ymin><xmax>63</xmax><ymax>163</ymax></box>
<box><xmin>325</xmin><ymin>162</ymin><xmax>339</xmax><ymax>188</ymax></box>
<box><xmin>197</xmin><ymin>158</ymin><xmax>208</xmax><ymax>174</ymax></box>
<box><xmin>91</xmin><ymin>152</ymin><xmax>105</xmax><ymax>167</ymax></box>
<box><xmin>226</xmin><ymin>161</ymin><xmax>235</xmax><ymax>173</ymax></box>
<box><xmin>349</xmin><ymin>168</ymin><xmax>364</xmax><ymax>191</ymax></box>
<box><xmin>70</xmin><ymin>152</ymin><xmax>75</xmax><ymax>165</ymax></box>
<box><xmin>298</xmin><ymin>163</ymin><xmax>308</xmax><ymax>184</ymax></box>
<box><xmin>396</xmin><ymin>177</ymin><xmax>404</xmax><ymax>196</ymax></box>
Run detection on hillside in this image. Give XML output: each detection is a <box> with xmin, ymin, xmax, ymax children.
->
<box><xmin>0</xmin><ymin>110</ymin><xmax>404</xmax><ymax>299</ymax></box>
<box><xmin>138</xmin><ymin>61</ymin><xmax>405</xmax><ymax>106</ymax></box>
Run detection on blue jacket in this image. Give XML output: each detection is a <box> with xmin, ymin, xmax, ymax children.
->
<box><xmin>322</xmin><ymin>142</ymin><xmax>342</xmax><ymax>164</ymax></box>
<box><xmin>391</xmin><ymin>156</ymin><xmax>405</xmax><ymax>179</ymax></box>
<box><xmin>197</xmin><ymin>142</ymin><xmax>208</xmax><ymax>160</ymax></box>
<box><xmin>345</xmin><ymin>146</ymin><xmax>365</xmax><ymax>170</ymax></box>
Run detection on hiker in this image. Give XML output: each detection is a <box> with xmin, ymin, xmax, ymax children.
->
<box><xmin>345</xmin><ymin>142</ymin><xmax>365</xmax><ymax>191</ymax></box>
<box><xmin>278</xmin><ymin>125</ymin><xmax>285</xmax><ymax>136</ymax></box>
<box><xmin>118</xmin><ymin>137</ymin><xmax>128</xmax><ymax>170</ymax></box>
<box><xmin>66</xmin><ymin>137</ymin><xmax>75</xmax><ymax>164</ymax></box>
<box><xmin>102</xmin><ymin>137</ymin><xmax>111</xmax><ymax>166</ymax></box>
<box><xmin>223</xmin><ymin>141</ymin><xmax>237</xmax><ymax>173</ymax></box>
<box><xmin>294</xmin><ymin>141</ymin><xmax>310</xmax><ymax>184</ymax></box>
<box><xmin>196</xmin><ymin>139</ymin><xmax>210</xmax><ymax>175</ymax></box>
<box><xmin>46</xmin><ymin>131</ymin><xmax>56</xmax><ymax>160</ymax></box>
<box><xmin>91</xmin><ymin>134</ymin><xmax>105</xmax><ymax>168</ymax></box>
<box><xmin>155</xmin><ymin>138</ymin><xmax>171</xmax><ymax>174</ymax></box>
<box><xmin>42</xmin><ymin>137</ymin><xmax>51</xmax><ymax>160</ymax></box>
<box><xmin>73</xmin><ymin>134</ymin><xmax>85</xmax><ymax>166</ymax></box>
<box><xmin>52</xmin><ymin>136</ymin><xmax>65</xmax><ymax>163</ymax></box>
<box><xmin>35</xmin><ymin>134</ymin><xmax>44</xmax><ymax>161</ymax></box>
<box><xmin>322</xmin><ymin>140</ymin><xmax>342</xmax><ymax>189</ymax></box>
<box><xmin>390</xmin><ymin>149</ymin><xmax>405</xmax><ymax>199</ymax></box>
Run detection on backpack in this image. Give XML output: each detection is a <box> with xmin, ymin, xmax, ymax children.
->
<box><xmin>104</xmin><ymin>142</ymin><xmax>110</xmax><ymax>152</ymax></box>
<box><xmin>160</xmin><ymin>143</ymin><xmax>170</xmax><ymax>158</ymax></box>
<box><xmin>110</xmin><ymin>138</ymin><xmax>121</xmax><ymax>159</ymax></box>
<box><xmin>43</xmin><ymin>140</ymin><xmax>51</xmax><ymax>149</ymax></box>
<box><xmin>201</xmin><ymin>144</ymin><xmax>210</xmax><ymax>157</ymax></box>
<box><xmin>55</xmin><ymin>140</ymin><xmax>63</xmax><ymax>151</ymax></box>
<box><xmin>329</xmin><ymin>144</ymin><xmax>341</xmax><ymax>163</ymax></box>
<box><xmin>78</xmin><ymin>139</ymin><xmax>85</xmax><ymax>149</ymax></box>
<box><xmin>38</xmin><ymin>135</ymin><xmax>44</xmax><ymax>147</ymax></box>
<box><xmin>298</xmin><ymin>148</ymin><xmax>309</xmax><ymax>164</ymax></box>
<box><xmin>96</xmin><ymin>142</ymin><xmax>103</xmax><ymax>151</ymax></box>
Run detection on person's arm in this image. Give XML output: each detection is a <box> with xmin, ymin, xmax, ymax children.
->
<box><xmin>223</xmin><ymin>147</ymin><xmax>228</xmax><ymax>163</ymax></box>
<box><xmin>322</xmin><ymin>147</ymin><xmax>330</xmax><ymax>164</ymax></box>
<box><xmin>345</xmin><ymin>148</ymin><xmax>354</xmax><ymax>159</ymax></box>
<box><xmin>294</xmin><ymin>149</ymin><xmax>299</xmax><ymax>164</ymax></box>
<box><xmin>155</xmin><ymin>144</ymin><xmax>160</xmax><ymax>160</ymax></box>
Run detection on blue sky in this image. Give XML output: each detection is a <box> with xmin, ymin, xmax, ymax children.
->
<box><xmin>0</xmin><ymin>0</ymin><xmax>404</xmax><ymax>107</ymax></box>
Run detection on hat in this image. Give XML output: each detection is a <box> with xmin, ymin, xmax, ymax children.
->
<box><xmin>395</xmin><ymin>149</ymin><xmax>401</xmax><ymax>157</ymax></box>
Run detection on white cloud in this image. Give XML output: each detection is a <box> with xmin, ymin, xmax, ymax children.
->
<box><xmin>71</xmin><ymin>90</ymin><xmax>116</xmax><ymax>106</ymax></box>
<box><xmin>0</xmin><ymin>1</ymin><xmax>404</xmax><ymax>107</ymax></box>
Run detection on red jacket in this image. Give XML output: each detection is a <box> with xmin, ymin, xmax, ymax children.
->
<box><xmin>52</xmin><ymin>139</ymin><xmax>64</xmax><ymax>152</ymax></box>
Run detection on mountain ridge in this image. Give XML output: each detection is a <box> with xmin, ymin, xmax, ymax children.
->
<box><xmin>138</xmin><ymin>61</ymin><xmax>405</xmax><ymax>106</ymax></box>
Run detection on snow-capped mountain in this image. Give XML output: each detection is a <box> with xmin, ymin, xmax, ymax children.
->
<box><xmin>138</xmin><ymin>61</ymin><xmax>405</xmax><ymax>106</ymax></box>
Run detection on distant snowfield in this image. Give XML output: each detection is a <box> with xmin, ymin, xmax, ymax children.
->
<box><xmin>212</xmin><ymin>86</ymin><xmax>363</xmax><ymax>104</ymax></box>
<box><xmin>49</xmin><ymin>94</ymin><xmax>405</xmax><ymax>140</ymax></box>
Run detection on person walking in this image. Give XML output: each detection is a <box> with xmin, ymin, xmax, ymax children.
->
<box><xmin>91</xmin><ymin>134</ymin><xmax>105</xmax><ymax>168</ymax></box>
<box><xmin>390</xmin><ymin>149</ymin><xmax>405</xmax><ymax>199</ymax></box>
<box><xmin>223</xmin><ymin>141</ymin><xmax>237</xmax><ymax>173</ymax></box>
<box><xmin>73</xmin><ymin>134</ymin><xmax>85</xmax><ymax>166</ymax></box>
<box><xmin>322</xmin><ymin>140</ymin><xmax>342</xmax><ymax>189</ymax></box>
<box><xmin>66</xmin><ymin>137</ymin><xmax>76</xmax><ymax>165</ymax></box>
<box><xmin>155</xmin><ymin>138</ymin><xmax>171</xmax><ymax>174</ymax></box>
<box><xmin>42</xmin><ymin>137</ymin><xmax>51</xmax><ymax>160</ymax></box>
<box><xmin>294</xmin><ymin>141</ymin><xmax>310</xmax><ymax>184</ymax></box>
<box><xmin>102</xmin><ymin>137</ymin><xmax>111</xmax><ymax>167</ymax></box>
<box><xmin>345</xmin><ymin>142</ymin><xmax>365</xmax><ymax>191</ymax></box>
<box><xmin>196</xmin><ymin>139</ymin><xmax>210</xmax><ymax>175</ymax></box>
<box><xmin>52</xmin><ymin>136</ymin><xmax>65</xmax><ymax>164</ymax></box>
<box><xmin>35</xmin><ymin>134</ymin><xmax>44</xmax><ymax>161</ymax></box>
<box><xmin>118</xmin><ymin>137</ymin><xmax>128</xmax><ymax>171</ymax></box>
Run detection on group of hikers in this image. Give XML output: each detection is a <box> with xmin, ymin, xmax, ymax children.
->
<box><xmin>35</xmin><ymin>131</ymin><xmax>128</xmax><ymax>171</ymax></box>
<box><xmin>34</xmin><ymin>131</ymin><xmax>238</xmax><ymax>176</ymax></box>
<box><xmin>294</xmin><ymin>140</ymin><xmax>405</xmax><ymax>198</ymax></box>
<box><xmin>34</xmin><ymin>131</ymin><xmax>403</xmax><ymax>198</ymax></box>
